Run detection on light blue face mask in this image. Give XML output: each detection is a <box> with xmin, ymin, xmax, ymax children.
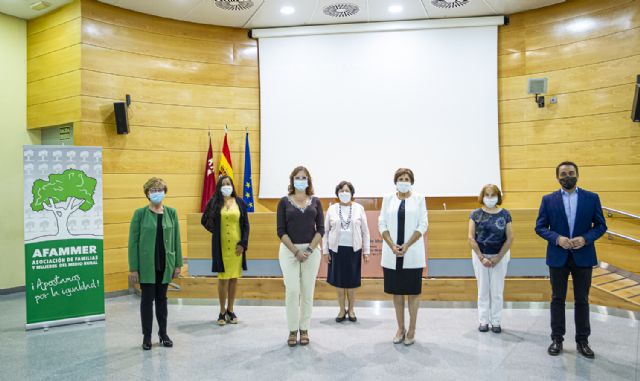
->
<box><xmin>149</xmin><ymin>191</ymin><xmax>165</xmax><ymax>204</ymax></box>
<box><xmin>294</xmin><ymin>179</ymin><xmax>308</xmax><ymax>191</ymax></box>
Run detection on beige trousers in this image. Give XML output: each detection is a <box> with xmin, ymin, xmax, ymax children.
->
<box><xmin>279</xmin><ymin>243</ymin><xmax>321</xmax><ymax>331</ymax></box>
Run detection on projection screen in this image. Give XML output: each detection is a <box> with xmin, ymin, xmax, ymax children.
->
<box><xmin>257</xmin><ymin>22</ymin><xmax>501</xmax><ymax>198</ymax></box>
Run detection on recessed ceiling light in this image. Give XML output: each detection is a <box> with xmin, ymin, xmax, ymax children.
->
<box><xmin>388</xmin><ymin>5</ymin><xmax>403</xmax><ymax>13</ymax></box>
<box><xmin>280</xmin><ymin>6</ymin><xmax>295</xmax><ymax>15</ymax></box>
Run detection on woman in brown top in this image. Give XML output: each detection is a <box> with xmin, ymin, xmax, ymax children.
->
<box><xmin>277</xmin><ymin>166</ymin><xmax>324</xmax><ymax>347</ymax></box>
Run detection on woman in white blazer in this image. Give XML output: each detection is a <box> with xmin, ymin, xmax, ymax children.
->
<box><xmin>378</xmin><ymin>168</ymin><xmax>428</xmax><ymax>346</ymax></box>
<box><xmin>322</xmin><ymin>181</ymin><xmax>371</xmax><ymax>323</ymax></box>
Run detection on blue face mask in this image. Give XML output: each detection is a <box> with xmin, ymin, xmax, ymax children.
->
<box><xmin>149</xmin><ymin>191</ymin><xmax>165</xmax><ymax>204</ymax></box>
<box><xmin>294</xmin><ymin>179</ymin><xmax>308</xmax><ymax>191</ymax></box>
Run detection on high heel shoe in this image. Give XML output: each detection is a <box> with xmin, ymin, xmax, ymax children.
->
<box><xmin>217</xmin><ymin>313</ymin><xmax>227</xmax><ymax>326</ymax></box>
<box><xmin>404</xmin><ymin>331</ymin><xmax>415</xmax><ymax>346</ymax></box>
<box><xmin>335</xmin><ymin>310</ymin><xmax>347</xmax><ymax>323</ymax></box>
<box><xmin>226</xmin><ymin>310</ymin><xmax>238</xmax><ymax>324</ymax></box>
<box><xmin>159</xmin><ymin>334</ymin><xmax>173</xmax><ymax>348</ymax></box>
<box><xmin>393</xmin><ymin>329</ymin><xmax>406</xmax><ymax>344</ymax></box>
<box><xmin>142</xmin><ymin>336</ymin><xmax>152</xmax><ymax>350</ymax></box>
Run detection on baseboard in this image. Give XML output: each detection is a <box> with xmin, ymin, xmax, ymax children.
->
<box><xmin>0</xmin><ymin>286</ymin><xmax>25</xmax><ymax>295</ymax></box>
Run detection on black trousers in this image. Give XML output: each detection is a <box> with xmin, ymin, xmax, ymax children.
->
<box><xmin>140</xmin><ymin>270</ymin><xmax>168</xmax><ymax>338</ymax></box>
<box><xmin>549</xmin><ymin>254</ymin><xmax>592</xmax><ymax>343</ymax></box>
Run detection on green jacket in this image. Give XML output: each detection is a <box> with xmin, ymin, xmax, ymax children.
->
<box><xmin>128</xmin><ymin>206</ymin><xmax>183</xmax><ymax>284</ymax></box>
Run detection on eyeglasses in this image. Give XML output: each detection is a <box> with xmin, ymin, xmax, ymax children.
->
<box><xmin>149</xmin><ymin>188</ymin><xmax>164</xmax><ymax>193</ymax></box>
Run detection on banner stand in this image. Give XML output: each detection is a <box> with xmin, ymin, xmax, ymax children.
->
<box><xmin>25</xmin><ymin>314</ymin><xmax>105</xmax><ymax>331</ymax></box>
<box><xmin>23</xmin><ymin>145</ymin><xmax>105</xmax><ymax>330</ymax></box>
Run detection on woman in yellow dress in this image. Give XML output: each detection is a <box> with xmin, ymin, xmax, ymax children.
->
<box><xmin>201</xmin><ymin>176</ymin><xmax>250</xmax><ymax>325</ymax></box>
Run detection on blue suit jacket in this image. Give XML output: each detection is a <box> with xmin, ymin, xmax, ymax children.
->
<box><xmin>534</xmin><ymin>188</ymin><xmax>607</xmax><ymax>268</ymax></box>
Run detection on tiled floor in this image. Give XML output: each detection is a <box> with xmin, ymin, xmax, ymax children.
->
<box><xmin>1</xmin><ymin>293</ymin><xmax>638</xmax><ymax>380</ymax></box>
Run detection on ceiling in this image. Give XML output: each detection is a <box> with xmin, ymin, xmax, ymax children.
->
<box><xmin>1</xmin><ymin>0</ymin><xmax>565</xmax><ymax>27</ymax></box>
<box><xmin>0</xmin><ymin>0</ymin><xmax>73</xmax><ymax>20</ymax></box>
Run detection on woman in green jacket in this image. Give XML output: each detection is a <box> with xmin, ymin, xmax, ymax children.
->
<box><xmin>128</xmin><ymin>177</ymin><xmax>183</xmax><ymax>350</ymax></box>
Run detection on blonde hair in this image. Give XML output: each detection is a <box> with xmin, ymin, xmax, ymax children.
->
<box><xmin>478</xmin><ymin>184</ymin><xmax>502</xmax><ymax>205</ymax></box>
<box><xmin>143</xmin><ymin>177</ymin><xmax>168</xmax><ymax>199</ymax></box>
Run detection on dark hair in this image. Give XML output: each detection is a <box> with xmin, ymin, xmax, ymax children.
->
<box><xmin>335</xmin><ymin>181</ymin><xmax>355</xmax><ymax>198</ymax></box>
<box><xmin>478</xmin><ymin>184</ymin><xmax>503</xmax><ymax>205</ymax></box>
<box><xmin>556</xmin><ymin>161</ymin><xmax>579</xmax><ymax>177</ymax></box>
<box><xmin>394</xmin><ymin>168</ymin><xmax>415</xmax><ymax>184</ymax></box>
<box><xmin>210</xmin><ymin>175</ymin><xmax>237</xmax><ymax>215</ymax></box>
<box><xmin>288</xmin><ymin>166</ymin><xmax>314</xmax><ymax>196</ymax></box>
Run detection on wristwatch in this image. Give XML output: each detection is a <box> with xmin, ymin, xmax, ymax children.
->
<box><xmin>305</xmin><ymin>247</ymin><xmax>313</xmax><ymax>254</ymax></box>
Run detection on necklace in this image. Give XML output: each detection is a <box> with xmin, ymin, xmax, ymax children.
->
<box><xmin>339</xmin><ymin>204</ymin><xmax>352</xmax><ymax>230</ymax></box>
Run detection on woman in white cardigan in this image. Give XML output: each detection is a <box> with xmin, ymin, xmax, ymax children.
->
<box><xmin>322</xmin><ymin>181</ymin><xmax>371</xmax><ymax>323</ymax></box>
<box><xmin>378</xmin><ymin>168</ymin><xmax>428</xmax><ymax>346</ymax></box>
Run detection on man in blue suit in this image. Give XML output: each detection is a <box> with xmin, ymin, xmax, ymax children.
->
<box><xmin>535</xmin><ymin>161</ymin><xmax>607</xmax><ymax>359</ymax></box>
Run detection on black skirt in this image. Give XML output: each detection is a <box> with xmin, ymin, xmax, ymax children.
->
<box><xmin>327</xmin><ymin>246</ymin><xmax>362</xmax><ymax>289</ymax></box>
<box><xmin>383</xmin><ymin>257</ymin><xmax>423</xmax><ymax>295</ymax></box>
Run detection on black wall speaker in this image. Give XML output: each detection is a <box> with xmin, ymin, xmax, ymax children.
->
<box><xmin>114</xmin><ymin>102</ymin><xmax>129</xmax><ymax>134</ymax></box>
<box><xmin>632</xmin><ymin>75</ymin><xmax>640</xmax><ymax>122</ymax></box>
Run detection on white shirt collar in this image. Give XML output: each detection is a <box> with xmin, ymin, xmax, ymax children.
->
<box><xmin>560</xmin><ymin>187</ymin><xmax>579</xmax><ymax>196</ymax></box>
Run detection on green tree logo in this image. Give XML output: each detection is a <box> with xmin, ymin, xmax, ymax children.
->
<box><xmin>30</xmin><ymin>169</ymin><xmax>97</xmax><ymax>238</ymax></box>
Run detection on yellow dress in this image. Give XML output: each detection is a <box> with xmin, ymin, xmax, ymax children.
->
<box><xmin>218</xmin><ymin>202</ymin><xmax>243</xmax><ymax>279</ymax></box>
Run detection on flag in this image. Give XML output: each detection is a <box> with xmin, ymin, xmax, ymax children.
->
<box><xmin>243</xmin><ymin>132</ymin><xmax>255</xmax><ymax>212</ymax></box>
<box><xmin>218</xmin><ymin>130</ymin><xmax>234</xmax><ymax>184</ymax></box>
<box><xmin>200</xmin><ymin>136</ymin><xmax>216</xmax><ymax>212</ymax></box>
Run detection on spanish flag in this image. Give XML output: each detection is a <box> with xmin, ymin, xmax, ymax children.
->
<box><xmin>218</xmin><ymin>130</ymin><xmax>234</xmax><ymax>183</ymax></box>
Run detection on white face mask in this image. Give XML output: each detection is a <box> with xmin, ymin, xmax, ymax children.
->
<box><xmin>221</xmin><ymin>185</ymin><xmax>233</xmax><ymax>197</ymax></box>
<box><xmin>338</xmin><ymin>192</ymin><xmax>352</xmax><ymax>204</ymax></box>
<box><xmin>396</xmin><ymin>182</ymin><xmax>412</xmax><ymax>193</ymax></box>
<box><xmin>483</xmin><ymin>196</ymin><xmax>498</xmax><ymax>208</ymax></box>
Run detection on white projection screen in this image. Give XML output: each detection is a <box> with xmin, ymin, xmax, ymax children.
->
<box><xmin>258</xmin><ymin>24</ymin><xmax>501</xmax><ymax>198</ymax></box>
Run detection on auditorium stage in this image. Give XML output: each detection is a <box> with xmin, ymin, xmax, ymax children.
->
<box><xmin>0</xmin><ymin>294</ymin><xmax>637</xmax><ymax>380</ymax></box>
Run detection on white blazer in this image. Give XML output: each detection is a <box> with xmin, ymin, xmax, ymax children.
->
<box><xmin>378</xmin><ymin>193</ymin><xmax>428</xmax><ymax>269</ymax></box>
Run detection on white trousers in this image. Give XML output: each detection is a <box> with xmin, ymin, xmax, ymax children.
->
<box><xmin>279</xmin><ymin>243</ymin><xmax>321</xmax><ymax>331</ymax></box>
<box><xmin>471</xmin><ymin>250</ymin><xmax>510</xmax><ymax>325</ymax></box>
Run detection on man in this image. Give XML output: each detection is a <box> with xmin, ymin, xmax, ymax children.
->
<box><xmin>534</xmin><ymin>161</ymin><xmax>607</xmax><ymax>359</ymax></box>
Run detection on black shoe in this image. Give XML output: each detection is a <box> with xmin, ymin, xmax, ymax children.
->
<box><xmin>347</xmin><ymin>311</ymin><xmax>357</xmax><ymax>322</ymax></box>
<box><xmin>159</xmin><ymin>334</ymin><xmax>173</xmax><ymax>348</ymax></box>
<box><xmin>478</xmin><ymin>324</ymin><xmax>489</xmax><ymax>332</ymax></box>
<box><xmin>548</xmin><ymin>339</ymin><xmax>563</xmax><ymax>356</ymax></box>
<box><xmin>226</xmin><ymin>310</ymin><xmax>238</xmax><ymax>324</ymax></box>
<box><xmin>217</xmin><ymin>313</ymin><xmax>227</xmax><ymax>326</ymax></box>
<box><xmin>577</xmin><ymin>341</ymin><xmax>594</xmax><ymax>359</ymax></box>
<box><xmin>491</xmin><ymin>325</ymin><xmax>501</xmax><ymax>333</ymax></box>
<box><xmin>335</xmin><ymin>310</ymin><xmax>346</xmax><ymax>323</ymax></box>
<box><xmin>142</xmin><ymin>337</ymin><xmax>152</xmax><ymax>350</ymax></box>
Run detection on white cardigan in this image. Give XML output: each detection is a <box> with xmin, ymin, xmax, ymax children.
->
<box><xmin>378</xmin><ymin>193</ymin><xmax>428</xmax><ymax>269</ymax></box>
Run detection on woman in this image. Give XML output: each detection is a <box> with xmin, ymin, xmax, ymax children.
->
<box><xmin>277</xmin><ymin>166</ymin><xmax>324</xmax><ymax>347</ymax></box>
<box><xmin>468</xmin><ymin>184</ymin><xmax>513</xmax><ymax>333</ymax></box>
<box><xmin>378</xmin><ymin>168</ymin><xmax>428</xmax><ymax>346</ymax></box>
<box><xmin>128</xmin><ymin>177</ymin><xmax>182</xmax><ymax>350</ymax></box>
<box><xmin>322</xmin><ymin>181</ymin><xmax>370</xmax><ymax>322</ymax></box>
<box><xmin>201</xmin><ymin>175</ymin><xmax>250</xmax><ymax>326</ymax></box>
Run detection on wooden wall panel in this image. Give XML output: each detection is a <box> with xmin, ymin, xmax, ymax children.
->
<box><xmin>74</xmin><ymin>0</ymin><xmax>640</xmax><ymax>292</ymax></box>
<box><xmin>81</xmin><ymin>44</ymin><xmax>258</xmax><ymax>88</ymax></box>
<box><xmin>78</xmin><ymin>0</ymin><xmax>260</xmax><ymax>286</ymax></box>
<box><xmin>81</xmin><ymin>0</ymin><xmax>255</xmax><ymax>45</ymax></box>
<box><xmin>27</xmin><ymin>18</ymin><xmax>81</xmax><ymax>60</ymax></box>
<box><xmin>80</xmin><ymin>95</ymin><xmax>259</xmax><ymax>129</ymax></box>
<box><xmin>28</xmin><ymin>44</ymin><xmax>81</xmax><ymax>83</ymax></box>
<box><xmin>27</xmin><ymin>1</ymin><xmax>81</xmax><ymax>129</ymax></box>
<box><xmin>27</xmin><ymin>96</ymin><xmax>81</xmax><ymax>129</ymax></box>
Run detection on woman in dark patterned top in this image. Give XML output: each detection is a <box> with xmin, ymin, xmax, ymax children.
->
<box><xmin>277</xmin><ymin>166</ymin><xmax>324</xmax><ymax>347</ymax></box>
<box><xmin>468</xmin><ymin>184</ymin><xmax>513</xmax><ymax>333</ymax></box>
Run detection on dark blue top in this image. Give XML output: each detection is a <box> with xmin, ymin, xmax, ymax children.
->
<box><xmin>470</xmin><ymin>208</ymin><xmax>512</xmax><ymax>255</ymax></box>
